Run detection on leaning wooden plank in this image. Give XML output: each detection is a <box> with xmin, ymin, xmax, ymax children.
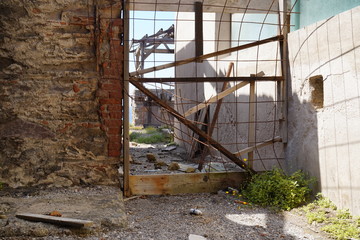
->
<box><xmin>129</xmin><ymin>35</ymin><xmax>283</xmax><ymax>77</ymax></box>
<box><xmin>129</xmin><ymin>172</ymin><xmax>250</xmax><ymax>195</ymax></box>
<box><xmin>130</xmin><ymin>76</ymin><xmax>284</xmax><ymax>83</ymax></box>
<box><xmin>16</xmin><ymin>213</ymin><xmax>93</xmax><ymax>228</ymax></box>
<box><xmin>184</xmin><ymin>81</ymin><xmax>249</xmax><ymax>117</ymax></box>
<box><xmin>130</xmin><ymin>80</ymin><xmax>255</xmax><ymax>174</ymax></box>
<box><xmin>198</xmin><ymin>62</ymin><xmax>233</xmax><ymax>170</ymax></box>
<box><xmin>233</xmin><ymin>136</ymin><xmax>282</xmax><ymax>157</ymax></box>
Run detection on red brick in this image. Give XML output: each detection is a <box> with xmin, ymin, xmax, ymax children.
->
<box><xmin>109</xmin><ymin>135</ymin><xmax>121</xmax><ymax>143</ymax></box>
<box><xmin>104</xmin><ymin>119</ymin><xmax>121</xmax><ymax>127</ymax></box>
<box><xmin>100</xmin><ymin>83</ymin><xmax>121</xmax><ymax>91</ymax></box>
<box><xmin>99</xmin><ymin>98</ymin><xmax>121</xmax><ymax>105</ymax></box>
<box><xmin>109</xmin><ymin>91</ymin><xmax>122</xmax><ymax>99</ymax></box>
<box><xmin>107</xmin><ymin>127</ymin><xmax>120</xmax><ymax>134</ymax></box>
<box><xmin>108</xmin><ymin>105</ymin><xmax>122</xmax><ymax>111</ymax></box>
<box><xmin>100</xmin><ymin>111</ymin><xmax>110</xmax><ymax>119</ymax></box>
<box><xmin>109</xmin><ymin>112</ymin><xmax>122</xmax><ymax>119</ymax></box>
<box><xmin>108</xmin><ymin>150</ymin><xmax>121</xmax><ymax>157</ymax></box>
<box><xmin>108</xmin><ymin>142</ymin><xmax>121</xmax><ymax>150</ymax></box>
<box><xmin>100</xmin><ymin>124</ymin><xmax>107</xmax><ymax>131</ymax></box>
<box><xmin>73</xmin><ymin>84</ymin><xmax>80</xmax><ymax>93</ymax></box>
<box><xmin>100</xmin><ymin>105</ymin><xmax>107</xmax><ymax>111</ymax></box>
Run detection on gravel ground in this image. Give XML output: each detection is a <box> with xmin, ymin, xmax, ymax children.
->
<box><xmin>36</xmin><ymin>192</ymin><xmax>328</xmax><ymax>240</ymax></box>
<box><xmin>0</xmin><ymin>187</ymin><xmax>330</xmax><ymax>240</ymax></box>
<box><xmin>103</xmin><ymin>193</ymin><xmax>329</xmax><ymax>240</ymax></box>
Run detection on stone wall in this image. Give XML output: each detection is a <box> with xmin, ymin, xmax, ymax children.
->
<box><xmin>0</xmin><ymin>0</ymin><xmax>123</xmax><ymax>188</ymax></box>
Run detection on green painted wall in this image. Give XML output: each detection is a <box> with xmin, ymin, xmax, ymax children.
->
<box><xmin>291</xmin><ymin>0</ymin><xmax>360</xmax><ymax>30</ymax></box>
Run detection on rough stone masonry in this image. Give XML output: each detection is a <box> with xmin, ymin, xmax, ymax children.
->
<box><xmin>0</xmin><ymin>0</ymin><xmax>124</xmax><ymax>188</ymax></box>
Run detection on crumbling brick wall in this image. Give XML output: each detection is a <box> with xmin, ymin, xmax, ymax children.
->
<box><xmin>0</xmin><ymin>0</ymin><xmax>123</xmax><ymax>188</ymax></box>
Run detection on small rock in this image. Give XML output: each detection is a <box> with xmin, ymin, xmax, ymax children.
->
<box><xmin>185</xmin><ymin>167</ymin><xmax>196</xmax><ymax>173</ymax></box>
<box><xmin>154</xmin><ymin>161</ymin><xmax>167</xmax><ymax>169</ymax></box>
<box><xmin>146</xmin><ymin>153</ymin><xmax>157</xmax><ymax>163</ymax></box>
<box><xmin>189</xmin><ymin>234</ymin><xmax>207</xmax><ymax>240</ymax></box>
<box><xmin>168</xmin><ymin>162</ymin><xmax>180</xmax><ymax>171</ymax></box>
<box><xmin>0</xmin><ymin>214</ymin><xmax>7</xmax><ymax>219</ymax></box>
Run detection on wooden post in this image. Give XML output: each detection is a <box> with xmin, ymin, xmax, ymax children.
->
<box><xmin>123</xmin><ymin>0</ymin><xmax>131</xmax><ymax>197</ymax></box>
<box><xmin>278</xmin><ymin>0</ymin><xmax>289</xmax><ymax>143</ymax></box>
<box><xmin>248</xmin><ymin>81</ymin><xmax>256</xmax><ymax>168</ymax></box>
<box><xmin>195</xmin><ymin>1</ymin><xmax>203</xmax><ymax>61</ymax></box>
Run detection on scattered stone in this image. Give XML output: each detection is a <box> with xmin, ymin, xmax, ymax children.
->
<box><xmin>131</xmin><ymin>142</ymin><xmax>138</xmax><ymax>146</ymax></box>
<box><xmin>189</xmin><ymin>234</ymin><xmax>207</xmax><ymax>240</ymax></box>
<box><xmin>162</xmin><ymin>145</ymin><xmax>177</xmax><ymax>152</ymax></box>
<box><xmin>168</xmin><ymin>162</ymin><xmax>180</xmax><ymax>171</ymax></box>
<box><xmin>154</xmin><ymin>161</ymin><xmax>167</xmax><ymax>169</ymax></box>
<box><xmin>185</xmin><ymin>167</ymin><xmax>196</xmax><ymax>173</ymax></box>
<box><xmin>146</xmin><ymin>153</ymin><xmax>157</xmax><ymax>163</ymax></box>
<box><xmin>189</xmin><ymin>209</ymin><xmax>203</xmax><ymax>215</ymax></box>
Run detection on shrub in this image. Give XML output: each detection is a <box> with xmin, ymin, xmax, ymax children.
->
<box><xmin>242</xmin><ymin>168</ymin><xmax>314</xmax><ymax>210</ymax></box>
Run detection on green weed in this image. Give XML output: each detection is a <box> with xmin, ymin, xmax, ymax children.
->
<box><xmin>242</xmin><ymin>168</ymin><xmax>314</xmax><ymax>211</ymax></box>
<box><xmin>300</xmin><ymin>194</ymin><xmax>360</xmax><ymax>240</ymax></box>
<box><xmin>130</xmin><ymin>127</ymin><xmax>172</xmax><ymax>144</ymax></box>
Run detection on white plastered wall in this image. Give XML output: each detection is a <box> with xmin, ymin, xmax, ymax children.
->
<box><xmin>287</xmin><ymin>6</ymin><xmax>360</xmax><ymax>215</ymax></box>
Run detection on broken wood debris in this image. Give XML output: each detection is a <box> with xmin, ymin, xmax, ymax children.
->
<box><xmin>16</xmin><ymin>213</ymin><xmax>93</xmax><ymax>228</ymax></box>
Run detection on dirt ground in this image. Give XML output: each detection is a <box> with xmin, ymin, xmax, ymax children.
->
<box><xmin>0</xmin><ymin>143</ymin><xmax>331</xmax><ymax>239</ymax></box>
<box><xmin>0</xmin><ymin>186</ymin><xmax>330</xmax><ymax>240</ymax></box>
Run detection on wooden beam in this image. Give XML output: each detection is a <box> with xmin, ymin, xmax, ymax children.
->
<box><xmin>233</xmin><ymin>136</ymin><xmax>282</xmax><ymax>157</ymax></box>
<box><xmin>248</xmin><ymin>81</ymin><xmax>256</xmax><ymax>168</ymax></box>
<box><xmin>16</xmin><ymin>213</ymin><xmax>93</xmax><ymax>228</ymax></box>
<box><xmin>129</xmin><ymin>172</ymin><xmax>250</xmax><ymax>195</ymax></box>
<box><xmin>184</xmin><ymin>81</ymin><xmax>249</xmax><ymax>117</ymax></box>
<box><xmin>129</xmin><ymin>35</ymin><xmax>283</xmax><ymax>77</ymax></box>
<box><xmin>130</xmin><ymin>80</ymin><xmax>255</xmax><ymax>174</ymax></box>
<box><xmin>195</xmin><ymin>2</ymin><xmax>203</xmax><ymax>61</ymax></box>
<box><xmin>130</xmin><ymin>76</ymin><xmax>284</xmax><ymax>83</ymax></box>
<box><xmin>123</xmin><ymin>1</ymin><xmax>131</xmax><ymax>197</ymax></box>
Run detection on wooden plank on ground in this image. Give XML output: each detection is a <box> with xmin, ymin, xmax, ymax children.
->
<box><xmin>129</xmin><ymin>35</ymin><xmax>283</xmax><ymax>77</ymax></box>
<box><xmin>16</xmin><ymin>213</ymin><xmax>93</xmax><ymax>228</ymax></box>
<box><xmin>233</xmin><ymin>136</ymin><xmax>282</xmax><ymax>157</ymax></box>
<box><xmin>184</xmin><ymin>81</ymin><xmax>249</xmax><ymax>117</ymax></box>
<box><xmin>129</xmin><ymin>172</ymin><xmax>250</xmax><ymax>195</ymax></box>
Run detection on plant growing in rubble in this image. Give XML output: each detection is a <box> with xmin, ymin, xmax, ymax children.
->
<box><xmin>242</xmin><ymin>168</ymin><xmax>315</xmax><ymax>210</ymax></box>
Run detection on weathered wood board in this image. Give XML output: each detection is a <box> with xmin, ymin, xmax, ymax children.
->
<box><xmin>16</xmin><ymin>213</ymin><xmax>93</xmax><ymax>228</ymax></box>
<box><xmin>129</xmin><ymin>171</ymin><xmax>250</xmax><ymax>195</ymax></box>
